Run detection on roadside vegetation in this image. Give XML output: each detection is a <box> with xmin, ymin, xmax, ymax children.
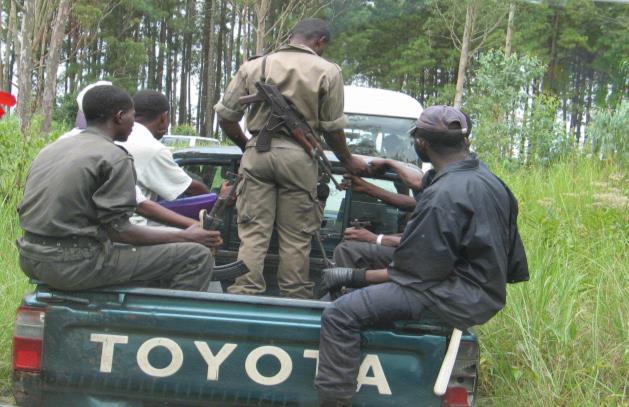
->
<box><xmin>0</xmin><ymin>114</ymin><xmax>627</xmax><ymax>404</ymax></box>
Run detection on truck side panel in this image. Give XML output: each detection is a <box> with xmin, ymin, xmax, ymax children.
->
<box><xmin>31</xmin><ymin>289</ymin><xmax>447</xmax><ymax>406</ymax></box>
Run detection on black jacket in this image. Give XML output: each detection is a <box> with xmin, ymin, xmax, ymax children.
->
<box><xmin>388</xmin><ymin>156</ymin><xmax>528</xmax><ymax>329</ymax></box>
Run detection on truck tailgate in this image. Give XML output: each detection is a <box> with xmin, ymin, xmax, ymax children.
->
<box><xmin>36</xmin><ymin>288</ymin><xmax>447</xmax><ymax>406</ymax></box>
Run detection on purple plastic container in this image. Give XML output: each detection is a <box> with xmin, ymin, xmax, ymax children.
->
<box><xmin>158</xmin><ymin>193</ymin><xmax>218</xmax><ymax>220</ymax></box>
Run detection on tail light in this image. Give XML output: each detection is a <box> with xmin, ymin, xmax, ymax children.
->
<box><xmin>442</xmin><ymin>340</ymin><xmax>479</xmax><ymax>407</ymax></box>
<box><xmin>13</xmin><ymin>306</ymin><xmax>46</xmax><ymax>372</ymax></box>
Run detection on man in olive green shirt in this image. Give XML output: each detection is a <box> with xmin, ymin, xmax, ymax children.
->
<box><xmin>215</xmin><ymin>18</ymin><xmax>367</xmax><ymax>298</ymax></box>
<box><xmin>17</xmin><ymin>85</ymin><xmax>222</xmax><ymax>291</ymax></box>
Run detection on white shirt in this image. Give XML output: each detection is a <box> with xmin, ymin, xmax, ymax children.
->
<box><xmin>117</xmin><ymin>123</ymin><xmax>192</xmax><ymax>201</ymax></box>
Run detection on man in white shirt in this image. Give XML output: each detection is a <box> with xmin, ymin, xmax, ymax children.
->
<box><xmin>119</xmin><ymin>90</ymin><xmax>209</xmax><ymax>202</ymax></box>
<box><xmin>60</xmin><ymin>83</ymin><xmax>201</xmax><ymax>229</ymax></box>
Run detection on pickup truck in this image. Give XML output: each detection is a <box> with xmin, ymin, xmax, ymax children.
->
<box><xmin>11</xmin><ymin>147</ymin><xmax>479</xmax><ymax>407</ymax></box>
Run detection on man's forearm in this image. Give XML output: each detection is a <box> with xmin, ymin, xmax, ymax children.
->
<box><xmin>381</xmin><ymin>235</ymin><xmax>401</xmax><ymax>247</ymax></box>
<box><xmin>387</xmin><ymin>160</ymin><xmax>423</xmax><ymax>191</ymax></box>
<box><xmin>322</xmin><ymin>129</ymin><xmax>352</xmax><ymax>164</ymax></box>
<box><xmin>364</xmin><ymin>183</ymin><xmax>417</xmax><ymax>211</ymax></box>
<box><xmin>136</xmin><ymin>200</ymin><xmax>196</xmax><ymax>229</ymax></box>
<box><xmin>365</xmin><ymin>268</ymin><xmax>390</xmax><ymax>284</ymax></box>
<box><xmin>107</xmin><ymin>224</ymin><xmax>187</xmax><ymax>246</ymax></box>
<box><xmin>218</xmin><ymin>117</ymin><xmax>248</xmax><ymax>151</ymax></box>
<box><xmin>186</xmin><ymin>180</ymin><xmax>210</xmax><ymax>196</ymax></box>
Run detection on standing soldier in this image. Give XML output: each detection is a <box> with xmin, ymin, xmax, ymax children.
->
<box><xmin>214</xmin><ymin>18</ymin><xmax>367</xmax><ymax>299</ymax></box>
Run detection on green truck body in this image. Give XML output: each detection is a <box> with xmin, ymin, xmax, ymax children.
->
<box><xmin>12</xmin><ymin>147</ymin><xmax>479</xmax><ymax>406</ymax></box>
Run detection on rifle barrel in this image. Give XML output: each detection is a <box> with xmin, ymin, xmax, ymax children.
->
<box><xmin>239</xmin><ymin>93</ymin><xmax>264</xmax><ymax>105</ymax></box>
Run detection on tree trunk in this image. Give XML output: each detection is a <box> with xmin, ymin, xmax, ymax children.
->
<box><xmin>41</xmin><ymin>0</ymin><xmax>69</xmax><ymax>134</ymax></box>
<box><xmin>200</xmin><ymin>0</ymin><xmax>215</xmax><ymax>136</ymax></box>
<box><xmin>453</xmin><ymin>1</ymin><xmax>476</xmax><ymax>109</ymax></box>
<box><xmin>3</xmin><ymin>0</ymin><xmax>17</xmax><ymax>92</ymax></box>
<box><xmin>198</xmin><ymin>0</ymin><xmax>209</xmax><ymax>133</ymax></box>
<box><xmin>146</xmin><ymin>17</ymin><xmax>156</xmax><ymax>89</ymax></box>
<box><xmin>505</xmin><ymin>1</ymin><xmax>515</xmax><ymax>58</ymax></box>
<box><xmin>178</xmin><ymin>0</ymin><xmax>195</xmax><ymax>126</ymax></box>
<box><xmin>156</xmin><ymin>18</ymin><xmax>167</xmax><ymax>91</ymax></box>
<box><xmin>0</xmin><ymin>9</ymin><xmax>4</xmax><ymax>90</ymax></box>
<box><xmin>254</xmin><ymin>0</ymin><xmax>269</xmax><ymax>55</ymax></box>
<box><xmin>213</xmin><ymin>0</ymin><xmax>226</xmax><ymax>135</ymax></box>
<box><xmin>17</xmin><ymin>0</ymin><xmax>35</xmax><ymax>134</ymax></box>
<box><xmin>235</xmin><ymin>4</ymin><xmax>243</xmax><ymax>69</ymax></box>
<box><xmin>544</xmin><ymin>9</ymin><xmax>560</xmax><ymax>94</ymax></box>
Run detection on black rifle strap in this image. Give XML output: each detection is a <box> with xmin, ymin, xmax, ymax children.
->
<box><xmin>256</xmin><ymin>54</ymin><xmax>272</xmax><ymax>152</ymax></box>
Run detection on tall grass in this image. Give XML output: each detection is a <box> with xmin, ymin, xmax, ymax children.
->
<box><xmin>0</xmin><ymin>118</ymin><xmax>58</xmax><ymax>396</ymax></box>
<box><xmin>478</xmin><ymin>158</ymin><xmax>628</xmax><ymax>406</ymax></box>
<box><xmin>0</xmin><ymin>121</ymin><xmax>627</xmax><ymax>404</ymax></box>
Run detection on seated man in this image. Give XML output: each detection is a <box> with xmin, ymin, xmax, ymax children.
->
<box><xmin>118</xmin><ymin>90</ymin><xmax>210</xmax><ymax>225</ymax></box>
<box><xmin>332</xmin><ymin>226</ymin><xmax>399</xmax><ymax>270</ymax></box>
<box><xmin>16</xmin><ymin>85</ymin><xmax>222</xmax><ymax>291</ymax></box>
<box><xmin>59</xmin><ymin>82</ymin><xmax>200</xmax><ymax>230</ymax></box>
<box><xmin>333</xmin><ymin>113</ymin><xmax>473</xmax><ymax>271</ymax></box>
<box><xmin>314</xmin><ymin>106</ymin><xmax>529</xmax><ymax>406</ymax></box>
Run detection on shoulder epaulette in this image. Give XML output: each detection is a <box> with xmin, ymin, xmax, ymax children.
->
<box><xmin>247</xmin><ymin>54</ymin><xmax>263</xmax><ymax>61</ymax></box>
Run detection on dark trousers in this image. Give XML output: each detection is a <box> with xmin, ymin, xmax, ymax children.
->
<box><xmin>332</xmin><ymin>241</ymin><xmax>396</xmax><ymax>269</ymax></box>
<box><xmin>314</xmin><ymin>282</ymin><xmax>425</xmax><ymax>398</ymax></box>
<box><xmin>18</xmin><ymin>238</ymin><xmax>214</xmax><ymax>291</ymax></box>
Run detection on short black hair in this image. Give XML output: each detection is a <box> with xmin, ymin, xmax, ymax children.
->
<box><xmin>83</xmin><ymin>85</ymin><xmax>133</xmax><ymax>124</ymax></box>
<box><xmin>291</xmin><ymin>18</ymin><xmax>331</xmax><ymax>43</ymax></box>
<box><xmin>133</xmin><ymin>90</ymin><xmax>170</xmax><ymax>122</ymax></box>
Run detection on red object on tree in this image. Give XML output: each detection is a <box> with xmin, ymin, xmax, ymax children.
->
<box><xmin>0</xmin><ymin>91</ymin><xmax>17</xmax><ymax>119</ymax></box>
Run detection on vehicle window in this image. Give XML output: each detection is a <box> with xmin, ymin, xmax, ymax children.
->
<box><xmin>195</xmin><ymin>139</ymin><xmax>220</xmax><ymax>148</ymax></box>
<box><xmin>347</xmin><ymin>178</ymin><xmax>410</xmax><ymax>234</ymax></box>
<box><xmin>181</xmin><ymin>163</ymin><xmax>225</xmax><ymax>191</ymax></box>
<box><xmin>162</xmin><ymin>136</ymin><xmax>191</xmax><ymax>149</ymax></box>
<box><xmin>320</xmin><ymin>175</ymin><xmax>345</xmax><ymax>240</ymax></box>
<box><xmin>345</xmin><ymin>114</ymin><xmax>418</xmax><ymax>164</ymax></box>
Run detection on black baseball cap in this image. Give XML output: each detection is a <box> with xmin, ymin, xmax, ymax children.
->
<box><xmin>409</xmin><ymin>105</ymin><xmax>468</xmax><ymax>138</ymax></box>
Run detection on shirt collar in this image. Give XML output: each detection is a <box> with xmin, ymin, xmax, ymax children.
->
<box><xmin>130</xmin><ymin>122</ymin><xmax>156</xmax><ymax>141</ymax></box>
<box><xmin>82</xmin><ymin>126</ymin><xmax>114</xmax><ymax>142</ymax></box>
<box><xmin>424</xmin><ymin>154</ymin><xmax>479</xmax><ymax>187</ymax></box>
<box><xmin>277</xmin><ymin>43</ymin><xmax>318</xmax><ymax>56</ymax></box>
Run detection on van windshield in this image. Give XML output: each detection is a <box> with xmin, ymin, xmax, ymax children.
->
<box><xmin>344</xmin><ymin>114</ymin><xmax>419</xmax><ymax>164</ymax></box>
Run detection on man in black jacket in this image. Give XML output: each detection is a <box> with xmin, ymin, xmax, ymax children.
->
<box><xmin>314</xmin><ymin>105</ymin><xmax>529</xmax><ymax>406</ymax></box>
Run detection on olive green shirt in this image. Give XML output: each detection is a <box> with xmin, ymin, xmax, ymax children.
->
<box><xmin>18</xmin><ymin>127</ymin><xmax>137</xmax><ymax>239</ymax></box>
<box><xmin>214</xmin><ymin>44</ymin><xmax>347</xmax><ymax>143</ymax></box>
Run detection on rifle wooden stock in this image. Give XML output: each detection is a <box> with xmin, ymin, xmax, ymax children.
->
<box><xmin>201</xmin><ymin>174</ymin><xmax>243</xmax><ymax>231</ymax></box>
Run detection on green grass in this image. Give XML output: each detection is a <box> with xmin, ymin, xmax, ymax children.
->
<box><xmin>0</xmin><ymin>121</ymin><xmax>627</xmax><ymax>404</ymax></box>
<box><xmin>477</xmin><ymin>158</ymin><xmax>628</xmax><ymax>406</ymax></box>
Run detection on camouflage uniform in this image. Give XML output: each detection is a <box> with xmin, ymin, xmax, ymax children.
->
<box><xmin>214</xmin><ymin>44</ymin><xmax>347</xmax><ymax>298</ymax></box>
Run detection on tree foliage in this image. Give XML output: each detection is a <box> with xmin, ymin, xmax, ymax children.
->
<box><xmin>0</xmin><ymin>0</ymin><xmax>626</xmax><ymax>160</ymax></box>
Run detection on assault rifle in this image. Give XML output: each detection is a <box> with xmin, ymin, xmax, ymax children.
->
<box><xmin>239</xmin><ymin>81</ymin><xmax>341</xmax><ymax>190</ymax></box>
<box><xmin>199</xmin><ymin>174</ymin><xmax>249</xmax><ymax>281</ymax></box>
<box><xmin>200</xmin><ymin>173</ymin><xmax>243</xmax><ymax>231</ymax></box>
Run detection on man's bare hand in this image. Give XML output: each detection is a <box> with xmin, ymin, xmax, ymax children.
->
<box><xmin>343</xmin><ymin>227</ymin><xmax>377</xmax><ymax>243</ymax></box>
<box><xmin>342</xmin><ymin>174</ymin><xmax>373</xmax><ymax>195</ymax></box>
<box><xmin>344</xmin><ymin>155</ymin><xmax>369</xmax><ymax>175</ymax></box>
<box><xmin>181</xmin><ymin>225</ymin><xmax>223</xmax><ymax>248</ymax></box>
<box><xmin>367</xmin><ymin>158</ymin><xmax>390</xmax><ymax>175</ymax></box>
<box><xmin>219</xmin><ymin>180</ymin><xmax>231</xmax><ymax>198</ymax></box>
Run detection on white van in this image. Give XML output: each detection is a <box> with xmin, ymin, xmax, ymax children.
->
<box><xmin>161</xmin><ymin>135</ymin><xmax>221</xmax><ymax>149</ymax></box>
<box><xmin>343</xmin><ymin>85</ymin><xmax>423</xmax><ymax>165</ymax></box>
